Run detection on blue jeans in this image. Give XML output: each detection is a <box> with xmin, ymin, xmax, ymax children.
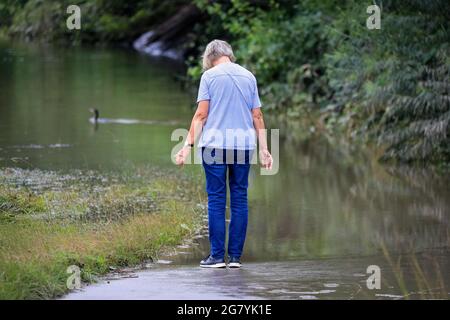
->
<box><xmin>202</xmin><ymin>148</ymin><xmax>252</xmax><ymax>260</ymax></box>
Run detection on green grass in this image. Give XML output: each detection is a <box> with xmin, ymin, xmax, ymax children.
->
<box><xmin>0</xmin><ymin>167</ymin><xmax>204</xmax><ymax>299</ymax></box>
<box><xmin>381</xmin><ymin>242</ymin><xmax>449</xmax><ymax>300</ymax></box>
<box><xmin>0</xmin><ymin>185</ymin><xmax>47</xmax><ymax>216</ymax></box>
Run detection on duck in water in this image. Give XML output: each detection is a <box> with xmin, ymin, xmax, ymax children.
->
<box><xmin>89</xmin><ymin>108</ymin><xmax>100</xmax><ymax>124</ymax></box>
<box><xmin>89</xmin><ymin>108</ymin><xmax>181</xmax><ymax>126</ymax></box>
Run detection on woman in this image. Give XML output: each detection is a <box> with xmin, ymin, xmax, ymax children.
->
<box><xmin>176</xmin><ymin>39</ymin><xmax>272</xmax><ymax>268</ymax></box>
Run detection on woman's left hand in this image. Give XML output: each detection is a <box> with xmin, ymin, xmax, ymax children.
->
<box><xmin>175</xmin><ymin>146</ymin><xmax>191</xmax><ymax>166</ymax></box>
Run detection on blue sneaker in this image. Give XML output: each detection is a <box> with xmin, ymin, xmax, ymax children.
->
<box><xmin>228</xmin><ymin>256</ymin><xmax>241</xmax><ymax>268</ymax></box>
<box><xmin>200</xmin><ymin>255</ymin><xmax>226</xmax><ymax>268</ymax></box>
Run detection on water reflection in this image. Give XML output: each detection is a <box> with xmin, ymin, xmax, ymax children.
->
<box><xmin>0</xmin><ymin>41</ymin><xmax>192</xmax><ymax>170</ymax></box>
<box><xmin>246</xmin><ymin>137</ymin><xmax>450</xmax><ymax>261</ymax></box>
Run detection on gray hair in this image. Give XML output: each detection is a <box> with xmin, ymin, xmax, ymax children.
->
<box><xmin>202</xmin><ymin>39</ymin><xmax>236</xmax><ymax>71</ymax></box>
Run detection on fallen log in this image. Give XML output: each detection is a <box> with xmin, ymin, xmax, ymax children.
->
<box><xmin>134</xmin><ymin>4</ymin><xmax>203</xmax><ymax>59</ymax></box>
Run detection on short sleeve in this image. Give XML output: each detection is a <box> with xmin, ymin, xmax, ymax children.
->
<box><xmin>252</xmin><ymin>77</ymin><xmax>262</xmax><ymax>109</ymax></box>
<box><xmin>196</xmin><ymin>73</ymin><xmax>210</xmax><ymax>103</ymax></box>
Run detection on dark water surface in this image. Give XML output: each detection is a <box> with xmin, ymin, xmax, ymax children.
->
<box><xmin>0</xmin><ymin>41</ymin><xmax>192</xmax><ymax>169</ymax></box>
<box><xmin>1</xmin><ymin>42</ymin><xmax>449</xmax><ymax>299</ymax></box>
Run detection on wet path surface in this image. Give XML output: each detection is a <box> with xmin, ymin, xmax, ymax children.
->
<box><xmin>63</xmin><ymin>253</ymin><xmax>449</xmax><ymax>300</ymax></box>
<box><xmin>64</xmin><ymin>230</ymin><xmax>450</xmax><ymax>300</ymax></box>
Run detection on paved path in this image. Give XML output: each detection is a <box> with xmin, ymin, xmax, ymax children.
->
<box><xmin>62</xmin><ymin>258</ymin><xmax>406</xmax><ymax>300</ymax></box>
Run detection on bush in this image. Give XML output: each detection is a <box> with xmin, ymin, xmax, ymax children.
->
<box><xmin>5</xmin><ymin>0</ymin><xmax>189</xmax><ymax>43</ymax></box>
<box><xmin>189</xmin><ymin>1</ymin><xmax>331</xmax><ymax>110</ymax></box>
<box><xmin>326</xmin><ymin>0</ymin><xmax>450</xmax><ymax>163</ymax></box>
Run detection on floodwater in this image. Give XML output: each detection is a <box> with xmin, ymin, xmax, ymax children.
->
<box><xmin>1</xmin><ymin>41</ymin><xmax>449</xmax><ymax>299</ymax></box>
<box><xmin>0</xmin><ymin>41</ymin><xmax>192</xmax><ymax>170</ymax></box>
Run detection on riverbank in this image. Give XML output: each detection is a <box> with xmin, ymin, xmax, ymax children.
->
<box><xmin>0</xmin><ymin>167</ymin><xmax>204</xmax><ymax>299</ymax></box>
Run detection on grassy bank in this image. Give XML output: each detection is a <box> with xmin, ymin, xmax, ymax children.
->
<box><xmin>0</xmin><ymin>167</ymin><xmax>204</xmax><ymax>299</ymax></box>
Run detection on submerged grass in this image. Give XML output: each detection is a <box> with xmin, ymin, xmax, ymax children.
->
<box><xmin>380</xmin><ymin>242</ymin><xmax>449</xmax><ymax>300</ymax></box>
<box><xmin>0</xmin><ymin>167</ymin><xmax>204</xmax><ymax>299</ymax></box>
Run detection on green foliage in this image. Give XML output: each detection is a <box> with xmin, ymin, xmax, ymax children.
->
<box><xmin>189</xmin><ymin>1</ymin><xmax>330</xmax><ymax>109</ymax></box>
<box><xmin>326</xmin><ymin>0</ymin><xmax>450</xmax><ymax>163</ymax></box>
<box><xmin>0</xmin><ymin>0</ymin><xmax>28</xmax><ymax>27</ymax></box>
<box><xmin>191</xmin><ymin>0</ymin><xmax>450</xmax><ymax>164</ymax></box>
<box><xmin>8</xmin><ymin>0</ymin><xmax>65</xmax><ymax>41</ymax></box>
<box><xmin>4</xmin><ymin>0</ymin><xmax>189</xmax><ymax>43</ymax></box>
<box><xmin>0</xmin><ymin>186</ymin><xmax>47</xmax><ymax>219</ymax></box>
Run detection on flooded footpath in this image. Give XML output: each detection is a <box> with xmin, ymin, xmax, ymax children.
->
<box><xmin>64</xmin><ymin>237</ymin><xmax>449</xmax><ymax>300</ymax></box>
<box><xmin>1</xmin><ymin>42</ymin><xmax>448</xmax><ymax>300</ymax></box>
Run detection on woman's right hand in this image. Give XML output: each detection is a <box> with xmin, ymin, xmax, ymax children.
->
<box><xmin>259</xmin><ymin>149</ymin><xmax>273</xmax><ymax>170</ymax></box>
<box><xmin>175</xmin><ymin>146</ymin><xmax>191</xmax><ymax>166</ymax></box>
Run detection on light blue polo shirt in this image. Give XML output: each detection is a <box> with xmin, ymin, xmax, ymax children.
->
<box><xmin>196</xmin><ymin>62</ymin><xmax>261</xmax><ymax>150</ymax></box>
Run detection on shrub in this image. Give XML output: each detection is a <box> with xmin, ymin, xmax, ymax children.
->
<box><xmin>326</xmin><ymin>0</ymin><xmax>450</xmax><ymax>163</ymax></box>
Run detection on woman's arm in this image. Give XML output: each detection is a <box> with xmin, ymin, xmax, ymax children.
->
<box><xmin>187</xmin><ymin>100</ymin><xmax>209</xmax><ymax>145</ymax></box>
<box><xmin>175</xmin><ymin>100</ymin><xmax>209</xmax><ymax>166</ymax></box>
<box><xmin>252</xmin><ymin>107</ymin><xmax>273</xmax><ymax>170</ymax></box>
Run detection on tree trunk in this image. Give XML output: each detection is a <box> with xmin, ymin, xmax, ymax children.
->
<box><xmin>143</xmin><ymin>4</ymin><xmax>203</xmax><ymax>50</ymax></box>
